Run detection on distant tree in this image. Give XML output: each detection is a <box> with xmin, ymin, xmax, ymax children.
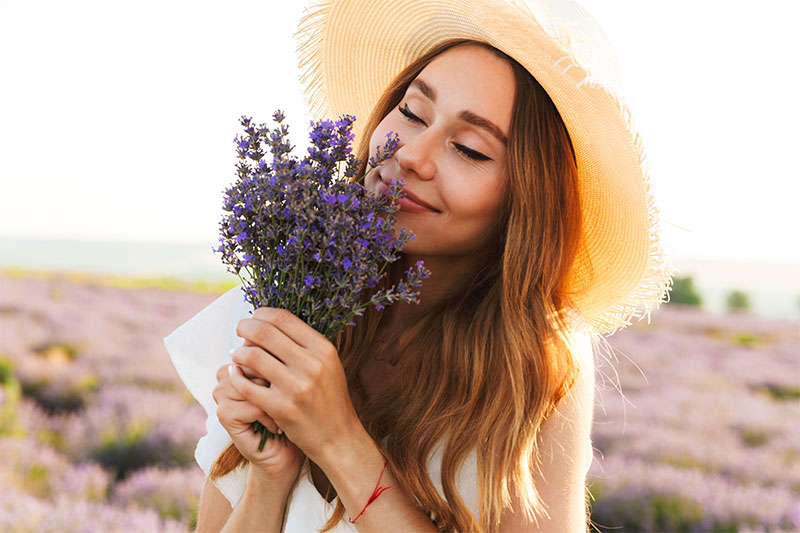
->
<box><xmin>726</xmin><ymin>290</ymin><xmax>751</xmax><ymax>312</ymax></box>
<box><xmin>668</xmin><ymin>276</ymin><xmax>702</xmax><ymax>307</ymax></box>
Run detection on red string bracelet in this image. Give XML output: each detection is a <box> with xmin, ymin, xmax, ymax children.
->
<box><xmin>348</xmin><ymin>460</ymin><xmax>392</xmax><ymax>524</ymax></box>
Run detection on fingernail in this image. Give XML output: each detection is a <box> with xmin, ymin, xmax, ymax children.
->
<box><xmin>227</xmin><ymin>364</ymin><xmax>235</xmax><ymax>378</ymax></box>
<box><xmin>229</xmin><ymin>347</ymin><xmax>236</xmax><ymax>356</ymax></box>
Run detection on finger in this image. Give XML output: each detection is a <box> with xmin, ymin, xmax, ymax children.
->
<box><xmin>255</xmin><ymin>308</ymin><xmax>337</xmax><ymax>362</ymax></box>
<box><xmin>216</xmin><ymin>364</ymin><xmax>230</xmax><ymax>383</ymax></box>
<box><xmin>228</xmin><ymin>363</ymin><xmax>279</xmax><ymax>414</ymax></box>
<box><xmin>237</xmin><ymin>363</ymin><xmax>267</xmax><ymax>384</ymax></box>
<box><xmin>218</xmin><ymin>395</ymin><xmax>277</xmax><ymax>433</ymax></box>
<box><xmin>212</xmin><ymin>381</ymin><xmax>225</xmax><ymax>405</ymax></box>
<box><xmin>249</xmin><ymin>376</ymin><xmax>269</xmax><ymax>387</ymax></box>
<box><xmin>253</xmin><ymin>411</ymin><xmax>281</xmax><ymax>434</ymax></box>
<box><xmin>236</xmin><ymin>317</ymin><xmax>302</xmax><ymax>367</ymax></box>
<box><xmin>213</xmin><ymin>367</ymin><xmax>250</xmax><ymax>404</ymax></box>
<box><xmin>216</xmin><ymin>369</ymin><xmax>245</xmax><ymax>403</ymax></box>
<box><xmin>217</xmin><ymin>361</ymin><xmax>264</xmax><ymax>384</ymax></box>
<box><xmin>232</xmin><ymin>346</ymin><xmax>291</xmax><ymax>390</ymax></box>
<box><xmin>243</xmin><ymin>307</ymin><xmax>333</xmax><ymax>358</ymax></box>
<box><xmin>231</xmin><ymin>397</ymin><xmax>282</xmax><ymax>434</ymax></box>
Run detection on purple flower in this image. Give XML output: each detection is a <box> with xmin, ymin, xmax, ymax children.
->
<box><xmin>213</xmin><ymin>111</ymin><xmax>429</xmax><ymax>340</ymax></box>
<box><xmin>112</xmin><ymin>465</ymin><xmax>204</xmax><ymax>523</ymax></box>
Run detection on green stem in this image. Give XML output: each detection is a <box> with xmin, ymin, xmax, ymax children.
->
<box><xmin>296</xmin><ymin>264</ymin><xmax>322</xmax><ymax>330</ymax></box>
<box><xmin>258</xmin><ymin>427</ymin><xmax>269</xmax><ymax>451</ymax></box>
<box><xmin>294</xmin><ymin>253</ymin><xmax>306</xmax><ymax>315</ymax></box>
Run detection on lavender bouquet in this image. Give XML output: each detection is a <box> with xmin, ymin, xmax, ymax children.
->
<box><xmin>213</xmin><ymin>111</ymin><xmax>430</xmax><ymax>450</ymax></box>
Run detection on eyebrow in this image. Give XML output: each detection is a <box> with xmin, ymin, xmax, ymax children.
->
<box><xmin>410</xmin><ymin>78</ymin><xmax>508</xmax><ymax>146</ymax></box>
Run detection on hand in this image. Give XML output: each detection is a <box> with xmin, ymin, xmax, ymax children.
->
<box><xmin>213</xmin><ymin>363</ymin><xmax>305</xmax><ymax>485</ymax></box>
<box><xmin>229</xmin><ymin>307</ymin><xmax>362</xmax><ymax>465</ymax></box>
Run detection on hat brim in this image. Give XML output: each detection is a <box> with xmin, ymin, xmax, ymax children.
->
<box><xmin>295</xmin><ymin>0</ymin><xmax>674</xmax><ymax>335</ymax></box>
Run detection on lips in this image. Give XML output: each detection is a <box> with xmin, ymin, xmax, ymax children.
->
<box><xmin>378</xmin><ymin>178</ymin><xmax>440</xmax><ymax>213</ymax></box>
<box><xmin>401</xmin><ymin>188</ymin><xmax>440</xmax><ymax>212</ymax></box>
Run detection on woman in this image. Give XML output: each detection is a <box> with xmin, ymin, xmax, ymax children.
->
<box><xmin>164</xmin><ymin>1</ymin><xmax>672</xmax><ymax>531</ymax></box>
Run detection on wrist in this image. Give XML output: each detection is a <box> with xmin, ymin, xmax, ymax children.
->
<box><xmin>247</xmin><ymin>464</ymin><xmax>299</xmax><ymax>497</ymax></box>
<box><xmin>223</xmin><ymin>468</ymin><xmax>296</xmax><ymax>533</ymax></box>
<box><xmin>317</xmin><ymin>424</ymin><xmax>389</xmax><ymax>518</ymax></box>
<box><xmin>314</xmin><ymin>426</ymin><xmax>439</xmax><ymax>530</ymax></box>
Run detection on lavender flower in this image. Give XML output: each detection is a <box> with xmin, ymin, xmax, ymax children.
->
<box><xmin>0</xmin><ymin>488</ymin><xmax>187</xmax><ymax>533</ymax></box>
<box><xmin>214</xmin><ymin>111</ymin><xmax>430</xmax><ymax>340</ymax></box>
<box><xmin>215</xmin><ymin>112</ymin><xmax>430</xmax><ymax>450</ymax></box>
<box><xmin>112</xmin><ymin>465</ymin><xmax>204</xmax><ymax>523</ymax></box>
<box><xmin>2</xmin><ymin>264</ymin><xmax>800</xmax><ymax>530</ymax></box>
<box><xmin>59</xmin><ymin>385</ymin><xmax>206</xmax><ymax>477</ymax></box>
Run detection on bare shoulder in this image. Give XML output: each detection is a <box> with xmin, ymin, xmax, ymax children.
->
<box><xmin>566</xmin><ymin>314</ymin><xmax>596</xmax><ymax>384</ymax></box>
<box><xmin>542</xmin><ymin>322</ymin><xmax>595</xmax><ymax>468</ymax></box>
<box><xmin>498</xmin><ymin>322</ymin><xmax>595</xmax><ymax>532</ymax></box>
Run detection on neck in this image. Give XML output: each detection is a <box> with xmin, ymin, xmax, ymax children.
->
<box><xmin>383</xmin><ymin>252</ymin><xmax>476</xmax><ymax>332</ymax></box>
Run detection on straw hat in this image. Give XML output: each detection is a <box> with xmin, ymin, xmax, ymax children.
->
<box><xmin>294</xmin><ymin>0</ymin><xmax>674</xmax><ymax>336</ymax></box>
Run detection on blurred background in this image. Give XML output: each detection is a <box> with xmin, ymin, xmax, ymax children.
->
<box><xmin>0</xmin><ymin>1</ymin><xmax>798</xmax><ymax>531</ymax></box>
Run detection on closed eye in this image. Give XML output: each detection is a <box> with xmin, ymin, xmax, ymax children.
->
<box><xmin>398</xmin><ymin>102</ymin><xmax>425</xmax><ymax>125</ymax></box>
<box><xmin>397</xmin><ymin>102</ymin><xmax>493</xmax><ymax>162</ymax></box>
<box><xmin>454</xmin><ymin>143</ymin><xmax>492</xmax><ymax>162</ymax></box>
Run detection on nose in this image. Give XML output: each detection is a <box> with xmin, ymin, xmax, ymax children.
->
<box><xmin>394</xmin><ymin>128</ymin><xmax>437</xmax><ymax>181</ymax></box>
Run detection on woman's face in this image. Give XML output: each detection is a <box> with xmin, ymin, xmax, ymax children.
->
<box><xmin>365</xmin><ymin>44</ymin><xmax>515</xmax><ymax>257</ymax></box>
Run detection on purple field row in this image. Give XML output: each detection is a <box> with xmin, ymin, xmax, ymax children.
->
<box><xmin>0</xmin><ymin>271</ymin><xmax>798</xmax><ymax>532</ymax></box>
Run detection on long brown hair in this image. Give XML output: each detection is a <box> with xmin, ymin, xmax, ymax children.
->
<box><xmin>326</xmin><ymin>39</ymin><xmax>585</xmax><ymax>531</ymax></box>
<box><xmin>212</xmin><ymin>39</ymin><xmax>588</xmax><ymax>532</ymax></box>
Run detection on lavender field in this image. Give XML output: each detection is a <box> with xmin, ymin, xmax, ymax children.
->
<box><xmin>0</xmin><ymin>270</ymin><xmax>798</xmax><ymax>532</ymax></box>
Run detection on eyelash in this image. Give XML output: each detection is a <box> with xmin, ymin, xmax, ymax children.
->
<box><xmin>397</xmin><ymin>103</ymin><xmax>492</xmax><ymax>162</ymax></box>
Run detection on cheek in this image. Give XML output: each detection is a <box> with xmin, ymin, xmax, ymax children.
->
<box><xmin>449</xmin><ymin>180</ymin><xmax>505</xmax><ymax>220</ymax></box>
<box><xmin>440</xmin><ymin>199</ymin><xmax>499</xmax><ymax>249</ymax></box>
<box><xmin>367</xmin><ymin>123</ymin><xmax>387</xmax><ymax>153</ymax></box>
<box><xmin>370</xmin><ymin>113</ymin><xmax>415</xmax><ymax>152</ymax></box>
<box><xmin>369</xmin><ymin>113</ymin><xmax>400</xmax><ymax>146</ymax></box>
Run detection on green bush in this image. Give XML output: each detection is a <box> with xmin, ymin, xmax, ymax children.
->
<box><xmin>19</xmin><ymin>373</ymin><xmax>98</xmax><ymax>414</ymax></box>
<box><xmin>0</xmin><ymin>356</ymin><xmax>14</xmax><ymax>385</ymax></box>
<box><xmin>92</xmin><ymin>427</ymin><xmax>195</xmax><ymax>480</ymax></box>
<box><xmin>31</xmin><ymin>341</ymin><xmax>80</xmax><ymax>362</ymax></box>
<box><xmin>592</xmin><ymin>493</ymin><xmax>703</xmax><ymax>533</ymax></box>
<box><xmin>726</xmin><ymin>290</ymin><xmax>751</xmax><ymax>312</ymax></box>
<box><xmin>591</xmin><ymin>491</ymin><xmax>706</xmax><ymax>532</ymax></box>
<box><xmin>650</xmin><ymin>494</ymin><xmax>706</xmax><ymax>532</ymax></box>
<box><xmin>667</xmin><ymin>277</ymin><xmax>702</xmax><ymax>307</ymax></box>
<box><xmin>0</xmin><ymin>356</ymin><xmax>22</xmax><ymax>436</ymax></box>
<box><xmin>764</xmin><ymin>384</ymin><xmax>800</xmax><ymax>401</ymax></box>
<box><xmin>738</xmin><ymin>427</ymin><xmax>770</xmax><ymax>447</ymax></box>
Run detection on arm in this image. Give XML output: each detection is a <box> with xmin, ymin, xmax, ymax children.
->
<box><xmin>197</xmin><ymin>473</ymin><xmax>296</xmax><ymax>533</ymax></box>
<box><xmin>230</xmin><ymin>308</ymin><xmax>439</xmax><ymax>531</ymax></box>
<box><xmin>498</xmin><ymin>335</ymin><xmax>596</xmax><ymax>532</ymax></box>
<box><xmin>196</xmin><ymin>428</ymin><xmax>438</xmax><ymax>533</ymax></box>
<box><xmin>197</xmin><ymin>360</ymin><xmax>304</xmax><ymax>532</ymax></box>
<box><xmin>221</xmin><ymin>472</ymin><xmax>295</xmax><ymax>533</ymax></box>
<box><xmin>196</xmin><ymin>478</ymin><xmax>232</xmax><ymax>533</ymax></box>
<box><xmin>324</xmin><ymin>339</ymin><xmax>595</xmax><ymax>533</ymax></box>
<box><xmin>317</xmin><ymin>424</ymin><xmax>440</xmax><ymax>532</ymax></box>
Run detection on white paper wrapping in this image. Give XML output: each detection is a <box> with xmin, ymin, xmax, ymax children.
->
<box><xmin>163</xmin><ymin>284</ymin><xmax>252</xmax><ymax>507</ymax></box>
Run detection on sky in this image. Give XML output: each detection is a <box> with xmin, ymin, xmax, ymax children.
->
<box><xmin>0</xmin><ymin>0</ymin><xmax>798</xmax><ymax>265</ymax></box>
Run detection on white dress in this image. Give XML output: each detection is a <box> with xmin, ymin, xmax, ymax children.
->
<box><xmin>164</xmin><ymin>285</ymin><xmax>592</xmax><ymax>532</ymax></box>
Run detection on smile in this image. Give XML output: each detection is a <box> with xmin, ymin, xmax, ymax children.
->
<box><xmin>377</xmin><ymin>180</ymin><xmax>440</xmax><ymax>214</ymax></box>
